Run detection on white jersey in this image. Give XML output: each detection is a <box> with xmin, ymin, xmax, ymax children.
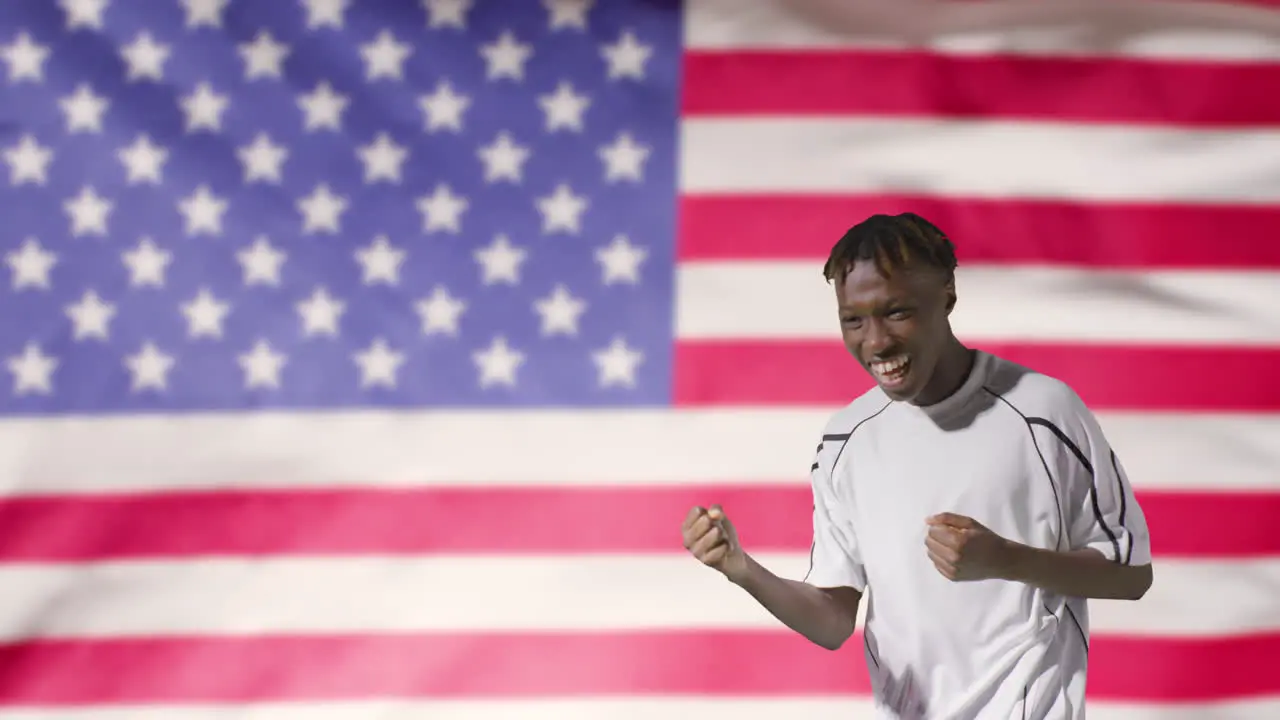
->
<box><xmin>804</xmin><ymin>350</ymin><xmax>1151</xmax><ymax>720</ymax></box>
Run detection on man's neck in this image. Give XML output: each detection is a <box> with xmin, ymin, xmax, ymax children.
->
<box><xmin>912</xmin><ymin>340</ymin><xmax>975</xmax><ymax>407</ymax></box>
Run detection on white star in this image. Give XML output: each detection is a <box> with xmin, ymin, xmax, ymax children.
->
<box><xmin>297</xmin><ymin>286</ymin><xmax>346</xmax><ymax>337</ymax></box>
<box><xmin>236</xmin><ymin>236</ymin><xmax>286</xmax><ymax>286</ymax></box>
<box><xmin>538</xmin><ymin>81</ymin><xmax>590</xmax><ymax>132</ymax></box>
<box><xmin>238</xmin><ymin>340</ymin><xmax>287</xmax><ymax>390</ymax></box>
<box><xmin>124</xmin><ymin>342</ymin><xmax>175</xmax><ymax>392</ymax></box>
<box><xmin>302</xmin><ymin>0</ymin><xmax>349</xmax><ymax>29</ymax></box>
<box><xmin>65</xmin><ymin>289</ymin><xmax>116</xmax><ymax>341</ymax></box>
<box><xmin>121</xmin><ymin>237</ymin><xmax>172</xmax><ymax>288</ymax></box>
<box><xmin>423</xmin><ymin>0</ymin><xmax>471</xmax><ymax>28</ymax></box>
<box><xmin>356</xmin><ymin>132</ymin><xmax>408</xmax><ymax>184</ymax></box>
<box><xmin>418</xmin><ymin>80</ymin><xmax>470</xmax><ymax>132</ymax></box>
<box><xmin>598</xmin><ymin>131</ymin><xmax>650</xmax><ymax>183</ymax></box>
<box><xmin>63</xmin><ymin>186</ymin><xmax>112</xmax><ymax>237</ymax></box>
<box><xmin>360</xmin><ymin>30</ymin><xmax>412</xmax><ymax>81</ymax></box>
<box><xmin>60</xmin><ymin>0</ymin><xmax>109</xmax><ymax>30</ymax></box>
<box><xmin>238</xmin><ymin>30</ymin><xmax>289</xmax><ymax>80</ymax></box>
<box><xmin>1</xmin><ymin>32</ymin><xmax>50</xmax><ymax>83</ymax></box>
<box><xmin>414</xmin><ymin>285</ymin><xmax>466</xmax><ymax>336</ymax></box>
<box><xmin>4</xmin><ymin>135</ymin><xmax>54</xmax><ymax>186</ymax></box>
<box><xmin>298</xmin><ymin>184</ymin><xmax>348</xmax><ymax>234</ymax></box>
<box><xmin>354</xmin><ymin>235</ymin><xmax>406</xmax><ymax>286</ymax></box>
<box><xmin>180</xmin><ymin>82</ymin><xmax>229</xmax><ymax>133</ymax></box>
<box><xmin>353</xmin><ymin>338</ymin><xmax>405</xmax><ymax>389</ymax></box>
<box><xmin>592</xmin><ymin>336</ymin><xmax>644</xmax><ymax>388</ymax></box>
<box><xmin>181</xmin><ymin>0</ymin><xmax>229</xmax><ymax>28</ymax></box>
<box><xmin>477</xmin><ymin>131</ymin><xmax>530</xmax><ymax>183</ymax></box>
<box><xmin>416</xmin><ymin>184</ymin><xmax>468</xmax><ymax>234</ymax></box>
<box><xmin>7</xmin><ymin>343</ymin><xmax>57</xmax><ymax>396</ymax></box>
<box><xmin>180</xmin><ymin>288</ymin><xmax>231</xmax><ymax>339</ymax></box>
<box><xmin>601</xmin><ymin>29</ymin><xmax>652</xmax><ymax>81</ymax></box>
<box><xmin>595</xmin><ymin>234</ymin><xmax>647</xmax><ymax>285</ymax></box>
<box><xmin>480</xmin><ymin>31</ymin><xmax>533</xmax><ymax>81</ymax></box>
<box><xmin>472</xmin><ymin>336</ymin><xmax>524</xmax><ymax>389</ymax></box>
<box><xmin>237</xmin><ymin>132</ymin><xmax>288</xmax><ymax>184</ymax></box>
<box><xmin>117</xmin><ymin>134</ymin><xmax>167</xmax><ymax>185</ymax></box>
<box><xmin>177</xmin><ymin>184</ymin><xmax>229</xmax><ymax>237</ymax></box>
<box><xmin>536</xmin><ymin>183</ymin><xmax>588</xmax><ymax>235</ymax></box>
<box><xmin>545</xmin><ymin>0</ymin><xmax>592</xmax><ymax>29</ymax></box>
<box><xmin>298</xmin><ymin>81</ymin><xmax>349</xmax><ymax>131</ymax></box>
<box><xmin>533</xmin><ymin>284</ymin><xmax>587</xmax><ymax>336</ymax></box>
<box><xmin>6</xmin><ymin>237</ymin><xmax>57</xmax><ymax>291</ymax></box>
<box><xmin>474</xmin><ymin>234</ymin><xmax>527</xmax><ymax>286</ymax></box>
<box><xmin>59</xmin><ymin>84</ymin><xmax>109</xmax><ymax>134</ymax></box>
<box><xmin>119</xmin><ymin>31</ymin><xmax>170</xmax><ymax>82</ymax></box>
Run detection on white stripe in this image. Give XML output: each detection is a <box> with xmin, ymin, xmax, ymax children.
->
<box><xmin>0</xmin><ymin>697</ymin><xmax>1276</xmax><ymax>720</ymax></box>
<box><xmin>685</xmin><ymin>0</ymin><xmax>1280</xmax><ymax>61</ymax></box>
<box><xmin>676</xmin><ymin>262</ymin><xmax>1280</xmax><ymax>346</ymax></box>
<box><xmin>0</xmin><ymin>554</ymin><xmax>1272</xmax><ymax>639</ymax></box>
<box><xmin>0</xmin><ymin>410</ymin><xmax>1276</xmax><ymax>492</ymax></box>
<box><xmin>680</xmin><ymin>118</ymin><xmax>1280</xmax><ymax>204</ymax></box>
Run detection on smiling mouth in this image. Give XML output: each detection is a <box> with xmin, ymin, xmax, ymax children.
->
<box><xmin>870</xmin><ymin>355</ymin><xmax>911</xmax><ymax>387</ymax></box>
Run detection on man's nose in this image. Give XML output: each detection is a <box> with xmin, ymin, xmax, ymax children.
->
<box><xmin>864</xmin><ymin>318</ymin><xmax>895</xmax><ymax>355</ymax></box>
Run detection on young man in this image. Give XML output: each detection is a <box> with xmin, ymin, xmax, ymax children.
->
<box><xmin>681</xmin><ymin>213</ymin><xmax>1154</xmax><ymax>719</ymax></box>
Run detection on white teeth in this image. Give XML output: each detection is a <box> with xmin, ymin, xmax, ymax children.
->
<box><xmin>871</xmin><ymin>356</ymin><xmax>909</xmax><ymax>375</ymax></box>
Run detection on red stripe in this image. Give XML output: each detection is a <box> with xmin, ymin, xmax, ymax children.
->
<box><xmin>0</xmin><ymin>631</ymin><xmax>1272</xmax><ymax>703</ymax></box>
<box><xmin>0</xmin><ymin>487</ymin><xmax>1268</xmax><ymax>560</ymax></box>
<box><xmin>675</xmin><ymin>341</ymin><xmax>1280</xmax><ymax>412</ymax></box>
<box><xmin>686</xmin><ymin>49</ymin><xmax>1280</xmax><ymax>125</ymax></box>
<box><xmin>683</xmin><ymin>50</ymin><xmax>1280</xmax><ymax>126</ymax></box>
<box><xmin>678</xmin><ymin>195</ymin><xmax>1280</xmax><ymax>269</ymax></box>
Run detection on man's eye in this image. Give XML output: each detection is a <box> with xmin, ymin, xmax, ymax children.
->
<box><xmin>888</xmin><ymin>309</ymin><xmax>913</xmax><ymax>320</ymax></box>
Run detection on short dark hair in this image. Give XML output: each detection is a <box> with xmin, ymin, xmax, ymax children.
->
<box><xmin>822</xmin><ymin>212</ymin><xmax>957</xmax><ymax>284</ymax></box>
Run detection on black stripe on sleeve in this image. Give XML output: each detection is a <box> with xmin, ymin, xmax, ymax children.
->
<box><xmin>802</xmin><ymin>532</ymin><xmax>816</xmax><ymax>583</ymax></box>
<box><xmin>984</xmin><ymin>389</ymin><xmax>1067</xmax><ymax>551</ymax></box>
<box><xmin>1027</xmin><ymin>418</ymin><xmax>1093</xmax><ymax>475</ymax></box>
<box><xmin>984</xmin><ymin>386</ymin><xmax>1124</xmax><ymax>563</ymax></box>
<box><xmin>1027</xmin><ymin>417</ymin><xmax>1123</xmax><ymax>564</ymax></box>
<box><xmin>1111</xmin><ymin>451</ymin><xmax>1128</xmax><ymax>527</ymax></box>
<box><xmin>829</xmin><ymin>402</ymin><xmax>891</xmax><ymax>478</ymax></box>
<box><xmin>1111</xmin><ymin>449</ymin><xmax>1134</xmax><ymax>566</ymax></box>
<box><xmin>802</xmin><ymin>402</ymin><xmax>891</xmax><ymax>582</ymax></box>
<box><xmin>810</xmin><ymin>440</ymin><xmax>830</xmax><ymax>473</ymax></box>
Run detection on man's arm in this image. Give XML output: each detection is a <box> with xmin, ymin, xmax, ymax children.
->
<box><xmin>729</xmin><ymin>553</ymin><xmax>862</xmax><ymax>651</ymax></box>
<box><xmin>926</xmin><ymin>513</ymin><xmax>1154</xmax><ymax>599</ymax></box>
<box><xmin>1046</xmin><ymin>388</ymin><xmax>1154</xmax><ymax>599</ymax></box>
<box><xmin>683</xmin><ymin>425</ymin><xmax>869</xmax><ymax>651</ymax></box>
<box><xmin>925</xmin><ymin>512</ymin><xmax>1153</xmax><ymax>600</ymax></box>
<box><xmin>684</xmin><ymin>505</ymin><xmax>863</xmax><ymax>651</ymax></box>
<box><xmin>1001</xmin><ymin>544</ymin><xmax>1152</xmax><ymax>600</ymax></box>
<box><xmin>926</xmin><ymin>385</ymin><xmax>1154</xmax><ymax>600</ymax></box>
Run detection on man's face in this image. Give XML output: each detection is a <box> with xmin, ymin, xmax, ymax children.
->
<box><xmin>834</xmin><ymin>259</ymin><xmax>955</xmax><ymax>403</ymax></box>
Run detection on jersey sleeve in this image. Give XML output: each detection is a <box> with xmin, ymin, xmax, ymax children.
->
<box><xmin>802</xmin><ymin>438</ymin><xmax>868</xmax><ymax>591</ymax></box>
<box><xmin>1046</xmin><ymin>393</ymin><xmax>1153</xmax><ymax>567</ymax></box>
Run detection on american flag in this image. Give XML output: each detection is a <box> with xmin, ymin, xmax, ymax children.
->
<box><xmin>1</xmin><ymin>0</ymin><xmax>1278</xmax><ymax>717</ymax></box>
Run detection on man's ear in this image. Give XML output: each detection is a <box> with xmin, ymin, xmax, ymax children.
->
<box><xmin>944</xmin><ymin>278</ymin><xmax>957</xmax><ymax>314</ymax></box>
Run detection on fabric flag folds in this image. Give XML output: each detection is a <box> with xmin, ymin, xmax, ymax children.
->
<box><xmin>0</xmin><ymin>0</ymin><xmax>1278</xmax><ymax>717</ymax></box>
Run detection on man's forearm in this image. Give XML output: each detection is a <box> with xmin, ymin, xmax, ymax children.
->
<box><xmin>730</xmin><ymin>554</ymin><xmax>858</xmax><ymax>650</ymax></box>
<box><xmin>1001</xmin><ymin>543</ymin><xmax>1152</xmax><ymax>600</ymax></box>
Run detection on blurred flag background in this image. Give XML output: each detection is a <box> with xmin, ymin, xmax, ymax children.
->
<box><xmin>1</xmin><ymin>0</ymin><xmax>1278</xmax><ymax>718</ymax></box>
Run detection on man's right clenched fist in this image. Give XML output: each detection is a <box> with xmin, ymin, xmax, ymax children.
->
<box><xmin>682</xmin><ymin>504</ymin><xmax>748</xmax><ymax>581</ymax></box>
